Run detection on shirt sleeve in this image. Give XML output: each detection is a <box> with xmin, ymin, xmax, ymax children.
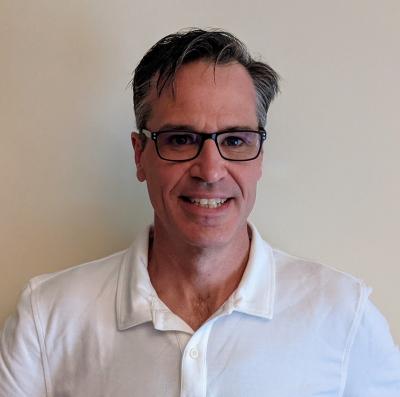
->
<box><xmin>342</xmin><ymin>298</ymin><xmax>400</xmax><ymax>397</ymax></box>
<box><xmin>0</xmin><ymin>283</ymin><xmax>48</xmax><ymax>397</ymax></box>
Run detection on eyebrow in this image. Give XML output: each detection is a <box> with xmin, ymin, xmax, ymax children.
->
<box><xmin>156</xmin><ymin>123</ymin><xmax>259</xmax><ymax>132</ymax></box>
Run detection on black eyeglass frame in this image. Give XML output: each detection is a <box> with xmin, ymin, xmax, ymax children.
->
<box><xmin>140</xmin><ymin>128</ymin><xmax>267</xmax><ymax>162</ymax></box>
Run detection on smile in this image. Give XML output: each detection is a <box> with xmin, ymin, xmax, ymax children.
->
<box><xmin>186</xmin><ymin>198</ymin><xmax>228</xmax><ymax>208</ymax></box>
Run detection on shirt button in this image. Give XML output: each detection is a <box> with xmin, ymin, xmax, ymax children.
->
<box><xmin>189</xmin><ymin>348</ymin><xmax>199</xmax><ymax>359</ymax></box>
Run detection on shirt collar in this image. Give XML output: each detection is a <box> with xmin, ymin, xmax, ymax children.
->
<box><xmin>116</xmin><ymin>225</ymin><xmax>155</xmax><ymax>331</ymax></box>
<box><xmin>229</xmin><ymin>222</ymin><xmax>276</xmax><ymax>320</ymax></box>
<box><xmin>116</xmin><ymin>223</ymin><xmax>276</xmax><ymax>332</ymax></box>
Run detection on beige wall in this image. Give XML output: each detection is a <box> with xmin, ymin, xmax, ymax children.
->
<box><xmin>1</xmin><ymin>0</ymin><xmax>399</xmax><ymax>343</ymax></box>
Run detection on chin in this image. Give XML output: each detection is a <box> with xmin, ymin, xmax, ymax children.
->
<box><xmin>176</xmin><ymin>220</ymin><xmax>243</xmax><ymax>249</ymax></box>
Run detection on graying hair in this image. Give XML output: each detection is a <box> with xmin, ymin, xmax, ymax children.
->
<box><xmin>132</xmin><ymin>28</ymin><xmax>279</xmax><ymax>132</ymax></box>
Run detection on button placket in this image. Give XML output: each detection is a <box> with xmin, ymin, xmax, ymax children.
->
<box><xmin>180</xmin><ymin>322</ymin><xmax>213</xmax><ymax>397</ymax></box>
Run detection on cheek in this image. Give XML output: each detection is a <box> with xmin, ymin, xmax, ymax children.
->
<box><xmin>141</xmin><ymin>164</ymin><xmax>165</xmax><ymax>210</ymax></box>
<box><xmin>143</xmin><ymin>163</ymin><xmax>188</xmax><ymax>206</ymax></box>
<box><xmin>255</xmin><ymin>155</ymin><xmax>263</xmax><ymax>181</ymax></box>
<box><xmin>257</xmin><ymin>166</ymin><xmax>263</xmax><ymax>182</ymax></box>
<box><xmin>236</xmin><ymin>161</ymin><xmax>263</xmax><ymax>194</ymax></box>
<box><xmin>143</xmin><ymin>179</ymin><xmax>160</xmax><ymax>213</ymax></box>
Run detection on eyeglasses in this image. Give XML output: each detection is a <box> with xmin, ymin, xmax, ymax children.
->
<box><xmin>141</xmin><ymin>128</ymin><xmax>267</xmax><ymax>162</ymax></box>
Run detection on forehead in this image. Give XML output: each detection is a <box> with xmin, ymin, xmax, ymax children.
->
<box><xmin>146</xmin><ymin>60</ymin><xmax>258</xmax><ymax>131</ymax></box>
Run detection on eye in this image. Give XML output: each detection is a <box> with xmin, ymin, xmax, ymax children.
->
<box><xmin>164</xmin><ymin>133</ymin><xmax>197</xmax><ymax>146</ymax></box>
<box><xmin>221</xmin><ymin>134</ymin><xmax>246</xmax><ymax>147</ymax></box>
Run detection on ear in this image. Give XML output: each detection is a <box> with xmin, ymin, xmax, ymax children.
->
<box><xmin>131</xmin><ymin>132</ymin><xmax>146</xmax><ymax>182</ymax></box>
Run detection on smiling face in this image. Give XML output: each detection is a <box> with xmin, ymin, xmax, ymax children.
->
<box><xmin>132</xmin><ymin>60</ymin><xmax>263</xmax><ymax>249</ymax></box>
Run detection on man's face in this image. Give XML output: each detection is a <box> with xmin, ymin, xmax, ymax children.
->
<box><xmin>132</xmin><ymin>60</ymin><xmax>263</xmax><ymax>248</ymax></box>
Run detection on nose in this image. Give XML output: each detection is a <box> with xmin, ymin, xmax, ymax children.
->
<box><xmin>189</xmin><ymin>139</ymin><xmax>228</xmax><ymax>183</ymax></box>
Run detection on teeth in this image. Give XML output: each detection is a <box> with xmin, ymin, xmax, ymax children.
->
<box><xmin>189</xmin><ymin>198</ymin><xmax>228</xmax><ymax>208</ymax></box>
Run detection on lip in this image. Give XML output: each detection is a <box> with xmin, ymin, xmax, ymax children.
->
<box><xmin>179</xmin><ymin>196</ymin><xmax>232</xmax><ymax>215</ymax></box>
<box><xmin>180</xmin><ymin>193</ymin><xmax>231</xmax><ymax>200</ymax></box>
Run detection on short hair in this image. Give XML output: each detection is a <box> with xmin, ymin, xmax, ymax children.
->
<box><xmin>132</xmin><ymin>28</ymin><xmax>279</xmax><ymax>132</ymax></box>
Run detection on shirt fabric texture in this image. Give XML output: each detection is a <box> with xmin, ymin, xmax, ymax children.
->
<box><xmin>1</xmin><ymin>224</ymin><xmax>399</xmax><ymax>396</ymax></box>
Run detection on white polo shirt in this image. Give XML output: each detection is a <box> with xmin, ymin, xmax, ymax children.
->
<box><xmin>1</xmin><ymin>224</ymin><xmax>399</xmax><ymax>396</ymax></box>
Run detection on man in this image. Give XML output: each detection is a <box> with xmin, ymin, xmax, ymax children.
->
<box><xmin>1</xmin><ymin>29</ymin><xmax>399</xmax><ymax>396</ymax></box>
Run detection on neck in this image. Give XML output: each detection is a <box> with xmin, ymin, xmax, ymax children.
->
<box><xmin>148</xmin><ymin>220</ymin><xmax>251</xmax><ymax>330</ymax></box>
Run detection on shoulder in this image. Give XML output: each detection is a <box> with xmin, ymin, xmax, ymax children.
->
<box><xmin>0</xmin><ymin>249</ymin><xmax>131</xmax><ymax>396</ymax></box>
<box><xmin>26</xmin><ymin>249</ymin><xmax>128</xmax><ymax>322</ymax></box>
<box><xmin>274</xmin><ymin>246</ymin><xmax>364</xmax><ymax>283</ymax></box>
<box><xmin>270</xmin><ymin>246</ymin><xmax>369</xmax><ymax>323</ymax></box>
<box><xmin>249</xmin><ymin>223</ymin><xmax>368</xmax><ymax>315</ymax></box>
<box><xmin>270</xmin><ymin>246</ymin><xmax>400</xmax><ymax>393</ymax></box>
<box><xmin>273</xmin><ymin>247</ymin><xmax>367</xmax><ymax>295</ymax></box>
<box><xmin>30</xmin><ymin>249</ymin><xmax>127</xmax><ymax>292</ymax></box>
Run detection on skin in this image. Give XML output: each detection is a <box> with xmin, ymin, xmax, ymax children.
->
<box><xmin>132</xmin><ymin>60</ymin><xmax>263</xmax><ymax>331</ymax></box>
